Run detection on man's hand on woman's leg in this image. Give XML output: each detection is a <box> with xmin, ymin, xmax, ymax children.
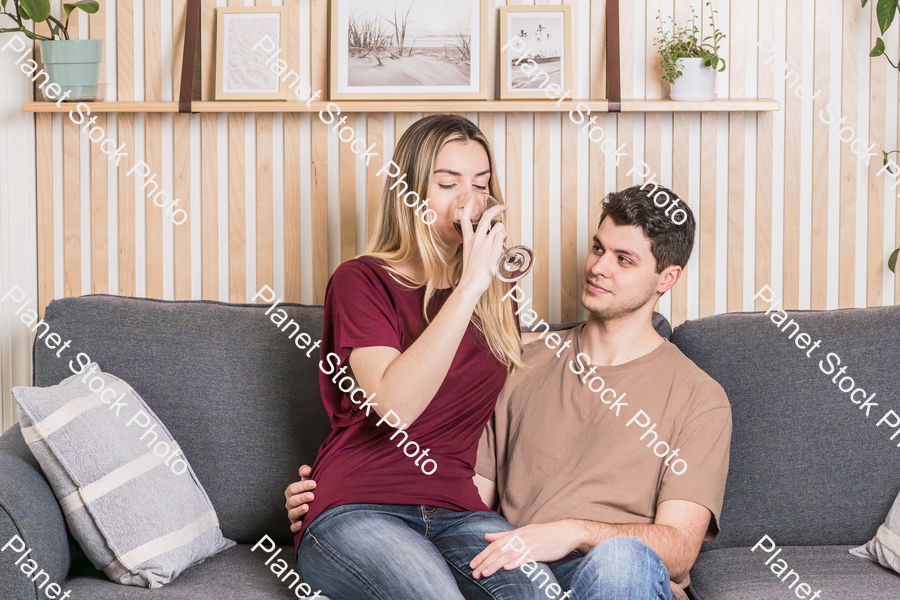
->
<box><xmin>286</xmin><ymin>465</ymin><xmax>318</xmax><ymax>533</ymax></box>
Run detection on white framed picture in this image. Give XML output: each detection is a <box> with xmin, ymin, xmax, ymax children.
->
<box><xmin>330</xmin><ymin>0</ymin><xmax>488</xmax><ymax>100</ymax></box>
<box><xmin>215</xmin><ymin>7</ymin><xmax>289</xmax><ymax>101</ymax></box>
<box><xmin>499</xmin><ymin>5</ymin><xmax>573</xmax><ymax>100</ymax></box>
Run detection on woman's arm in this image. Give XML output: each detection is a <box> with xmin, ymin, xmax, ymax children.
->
<box><xmin>349</xmin><ymin>204</ymin><xmax>508</xmax><ymax>425</ymax></box>
<box><xmin>349</xmin><ymin>286</ymin><xmax>478</xmax><ymax>423</ymax></box>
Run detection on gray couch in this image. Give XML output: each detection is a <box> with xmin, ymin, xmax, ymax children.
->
<box><xmin>675</xmin><ymin>305</ymin><xmax>900</xmax><ymax>600</ymax></box>
<box><xmin>0</xmin><ymin>295</ymin><xmax>898</xmax><ymax>600</ymax></box>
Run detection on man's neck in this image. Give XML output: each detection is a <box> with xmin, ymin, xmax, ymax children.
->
<box><xmin>579</xmin><ymin>309</ymin><xmax>665</xmax><ymax>367</ymax></box>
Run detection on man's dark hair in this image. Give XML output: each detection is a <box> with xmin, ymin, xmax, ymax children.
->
<box><xmin>598</xmin><ymin>184</ymin><xmax>695</xmax><ymax>273</ymax></box>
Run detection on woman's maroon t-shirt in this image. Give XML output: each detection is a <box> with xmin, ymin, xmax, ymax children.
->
<box><xmin>295</xmin><ymin>255</ymin><xmax>508</xmax><ymax>549</ymax></box>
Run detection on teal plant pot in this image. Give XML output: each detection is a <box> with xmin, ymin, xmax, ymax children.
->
<box><xmin>39</xmin><ymin>39</ymin><xmax>102</xmax><ymax>101</ymax></box>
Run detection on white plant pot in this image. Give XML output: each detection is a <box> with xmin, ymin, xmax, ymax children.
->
<box><xmin>669</xmin><ymin>57</ymin><xmax>717</xmax><ymax>101</ymax></box>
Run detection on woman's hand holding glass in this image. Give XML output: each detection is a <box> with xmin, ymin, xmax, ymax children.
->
<box><xmin>454</xmin><ymin>192</ymin><xmax>536</xmax><ymax>285</ymax></box>
<box><xmin>456</xmin><ymin>194</ymin><xmax>509</xmax><ymax>299</ymax></box>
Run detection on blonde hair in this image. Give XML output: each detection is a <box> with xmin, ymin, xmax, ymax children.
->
<box><xmin>364</xmin><ymin>114</ymin><xmax>525</xmax><ymax>372</ymax></box>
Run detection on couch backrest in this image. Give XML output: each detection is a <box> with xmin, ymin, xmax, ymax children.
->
<box><xmin>33</xmin><ymin>295</ymin><xmax>332</xmax><ymax>547</ymax></box>
<box><xmin>670</xmin><ymin>305</ymin><xmax>900</xmax><ymax>549</ymax></box>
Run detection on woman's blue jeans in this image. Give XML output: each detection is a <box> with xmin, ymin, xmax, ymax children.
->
<box><xmin>297</xmin><ymin>503</ymin><xmax>559</xmax><ymax>600</ymax></box>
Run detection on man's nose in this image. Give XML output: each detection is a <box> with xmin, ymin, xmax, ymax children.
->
<box><xmin>592</xmin><ymin>252</ymin><xmax>614</xmax><ymax>275</ymax></box>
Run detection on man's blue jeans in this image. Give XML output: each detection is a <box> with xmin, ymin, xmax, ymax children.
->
<box><xmin>548</xmin><ymin>536</ymin><xmax>675</xmax><ymax>600</ymax></box>
<box><xmin>297</xmin><ymin>503</ymin><xmax>559</xmax><ymax>600</ymax></box>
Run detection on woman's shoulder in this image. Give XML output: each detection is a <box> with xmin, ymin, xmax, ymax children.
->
<box><xmin>330</xmin><ymin>255</ymin><xmax>384</xmax><ymax>288</ymax></box>
<box><xmin>330</xmin><ymin>255</ymin><xmax>412</xmax><ymax>292</ymax></box>
<box><xmin>334</xmin><ymin>254</ymin><xmax>383</xmax><ymax>275</ymax></box>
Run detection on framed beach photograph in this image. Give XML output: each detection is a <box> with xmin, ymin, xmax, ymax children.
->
<box><xmin>330</xmin><ymin>0</ymin><xmax>488</xmax><ymax>100</ymax></box>
<box><xmin>499</xmin><ymin>5</ymin><xmax>573</xmax><ymax>100</ymax></box>
<box><xmin>215</xmin><ymin>7</ymin><xmax>289</xmax><ymax>101</ymax></box>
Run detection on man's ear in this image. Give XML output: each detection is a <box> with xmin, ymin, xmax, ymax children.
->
<box><xmin>657</xmin><ymin>265</ymin><xmax>682</xmax><ymax>295</ymax></box>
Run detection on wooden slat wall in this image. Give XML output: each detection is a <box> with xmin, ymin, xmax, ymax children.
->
<box><xmin>174</xmin><ymin>0</ymin><xmax>192</xmax><ymax>301</ymax></box>
<box><xmin>91</xmin><ymin>4</ymin><xmax>109</xmax><ymax>296</ymax></box>
<box><xmin>32</xmin><ymin>0</ymin><xmax>900</xmax><ymax>327</ymax></box>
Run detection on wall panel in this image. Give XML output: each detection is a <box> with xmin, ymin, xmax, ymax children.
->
<box><xmin>2</xmin><ymin>0</ymin><xmax>898</xmax><ymax>432</ymax></box>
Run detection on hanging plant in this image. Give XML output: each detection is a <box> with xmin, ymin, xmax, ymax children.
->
<box><xmin>862</xmin><ymin>0</ymin><xmax>900</xmax><ymax>271</ymax></box>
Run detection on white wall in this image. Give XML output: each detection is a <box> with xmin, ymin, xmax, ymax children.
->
<box><xmin>0</xmin><ymin>31</ymin><xmax>38</xmax><ymax>433</ymax></box>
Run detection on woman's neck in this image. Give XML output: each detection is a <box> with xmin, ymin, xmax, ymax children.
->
<box><xmin>389</xmin><ymin>256</ymin><xmax>453</xmax><ymax>289</ymax></box>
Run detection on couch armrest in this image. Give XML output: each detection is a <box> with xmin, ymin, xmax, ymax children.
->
<box><xmin>0</xmin><ymin>424</ymin><xmax>70</xmax><ymax>600</ymax></box>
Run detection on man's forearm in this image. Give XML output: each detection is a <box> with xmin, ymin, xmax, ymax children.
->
<box><xmin>573</xmin><ymin>520</ymin><xmax>694</xmax><ymax>583</ymax></box>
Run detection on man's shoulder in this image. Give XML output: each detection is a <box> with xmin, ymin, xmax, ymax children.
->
<box><xmin>521</xmin><ymin>326</ymin><xmax>579</xmax><ymax>353</ymax></box>
<box><xmin>659</xmin><ymin>341</ymin><xmax>731</xmax><ymax>412</ymax></box>
<box><xmin>499</xmin><ymin>328</ymin><xmax>578</xmax><ymax>401</ymax></box>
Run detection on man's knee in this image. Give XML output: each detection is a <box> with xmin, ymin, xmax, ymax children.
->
<box><xmin>582</xmin><ymin>537</ymin><xmax>670</xmax><ymax>598</ymax></box>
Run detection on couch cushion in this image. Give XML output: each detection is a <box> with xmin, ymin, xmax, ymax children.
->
<box><xmin>32</xmin><ymin>296</ymin><xmax>332</xmax><ymax>548</ymax></box>
<box><xmin>0</xmin><ymin>424</ymin><xmax>72</xmax><ymax>599</ymax></box>
<box><xmin>670</xmin><ymin>306</ymin><xmax>900</xmax><ymax>549</ymax></box>
<box><xmin>65</xmin><ymin>544</ymin><xmax>330</xmax><ymax>599</ymax></box>
<box><xmin>13</xmin><ymin>364</ymin><xmax>234</xmax><ymax>588</ymax></box>
<box><xmin>690</xmin><ymin>545</ymin><xmax>900</xmax><ymax>600</ymax></box>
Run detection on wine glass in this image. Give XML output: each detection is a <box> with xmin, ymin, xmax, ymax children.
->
<box><xmin>453</xmin><ymin>192</ymin><xmax>535</xmax><ymax>283</ymax></box>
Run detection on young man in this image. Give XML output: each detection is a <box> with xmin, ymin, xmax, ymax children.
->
<box><xmin>286</xmin><ymin>185</ymin><xmax>731</xmax><ymax>600</ymax></box>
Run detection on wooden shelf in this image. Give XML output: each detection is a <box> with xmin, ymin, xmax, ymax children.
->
<box><xmin>23</xmin><ymin>98</ymin><xmax>779</xmax><ymax>114</ymax></box>
<box><xmin>620</xmin><ymin>99</ymin><xmax>779</xmax><ymax>112</ymax></box>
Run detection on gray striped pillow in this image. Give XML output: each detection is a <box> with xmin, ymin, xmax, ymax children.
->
<box><xmin>12</xmin><ymin>363</ymin><xmax>235</xmax><ymax>588</ymax></box>
<box><xmin>850</xmin><ymin>490</ymin><xmax>900</xmax><ymax>574</ymax></box>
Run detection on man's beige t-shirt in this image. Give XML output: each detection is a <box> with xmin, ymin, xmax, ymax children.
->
<box><xmin>476</xmin><ymin>324</ymin><xmax>732</xmax><ymax>539</ymax></box>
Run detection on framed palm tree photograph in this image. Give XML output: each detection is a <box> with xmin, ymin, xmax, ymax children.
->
<box><xmin>499</xmin><ymin>5</ymin><xmax>572</xmax><ymax>100</ymax></box>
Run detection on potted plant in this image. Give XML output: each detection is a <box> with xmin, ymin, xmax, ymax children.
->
<box><xmin>654</xmin><ymin>2</ymin><xmax>726</xmax><ymax>101</ymax></box>
<box><xmin>1</xmin><ymin>0</ymin><xmax>101</xmax><ymax>101</ymax></box>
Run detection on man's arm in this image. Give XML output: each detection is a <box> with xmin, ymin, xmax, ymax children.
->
<box><xmin>285</xmin><ymin>466</ymin><xmax>317</xmax><ymax>533</ymax></box>
<box><xmin>572</xmin><ymin>499</ymin><xmax>711</xmax><ymax>584</ymax></box>
<box><xmin>470</xmin><ymin>499</ymin><xmax>710</xmax><ymax>584</ymax></box>
<box><xmin>288</xmin><ymin>472</ymin><xmax>498</xmax><ymax>532</ymax></box>
<box><xmin>474</xmin><ymin>474</ymin><xmax>498</xmax><ymax>510</ymax></box>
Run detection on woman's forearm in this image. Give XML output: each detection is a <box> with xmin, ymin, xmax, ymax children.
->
<box><xmin>349</xmin><ymin>284</ymin><xmax>483</xmax><ymax>424</ymax></box>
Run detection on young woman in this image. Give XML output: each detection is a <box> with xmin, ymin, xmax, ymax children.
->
<box><xmin>292</xmin><ymin>115</ymin><xmax>557</xmax><ymax>599</ymax></box>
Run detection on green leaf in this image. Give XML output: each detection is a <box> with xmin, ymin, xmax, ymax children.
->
<box><xmin>877</xmin><ymin>0</ymin><xmax>899</xmax><ymax>34</ymax></box>
<box><xmin>19</xmin><ymin>0</ymin><xmax>51</xmax><ymax>22</ymax></box>
<box><xmin>889</xmin><ymin>247</ymin><xmax>900</xmax><ymax>273</ymax></box>
<box><xmin>1</xmin><ymin>0</ymin><xmax>7</xmax><ymax>11</ymax></box>
<box><xmin>63</xmin><ymin>0</ymin><xmax>99</xmax><ymax>22</ymax></box>
<box><xmin>871</xmin><ymin>37</ymin><xmax>886</xmax><ymax>56</ymax></box>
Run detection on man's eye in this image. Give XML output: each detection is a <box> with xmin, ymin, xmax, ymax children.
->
<box><xmin>592</xmin><ymin>245</ymin><xmax>601</xmax><ymax>253</ymax></box>
<box><xmin>619</xmin><ymin>257</ymin><xmax>632</xmax><ymax>265</ymax></box>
